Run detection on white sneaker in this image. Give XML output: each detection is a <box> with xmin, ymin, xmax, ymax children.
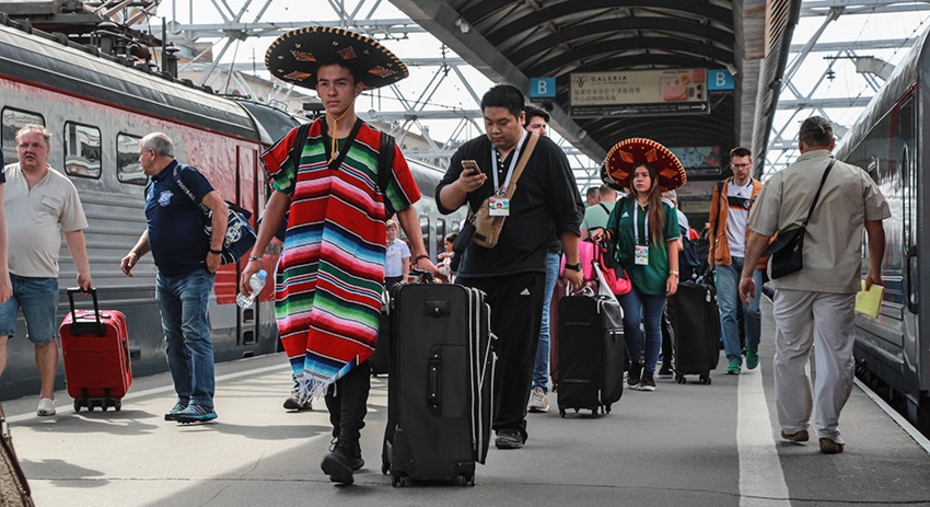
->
<box><xmin>527</xmin><ymin>386</ymin><xmax>549</xmax><ymax>413</ymax></box>
<box><xmin>37</xmin><ymin>398</ymin><xmax>56</xmax><ymax>416</ymax></box>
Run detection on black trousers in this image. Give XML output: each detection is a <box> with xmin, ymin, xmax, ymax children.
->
<box><xmin>457</xmin><ymin>272</ymin><xmax>545</xmax><ymax>439</ymax></box>
<box><xmin>661</xmin><ymin>296</ymin><xmax>675</xmax><ymax>372</ymax></box>
<box><xmin>323</xmin><ymin>361</ymin><xmax>371</xmax><ymax>442</ymax></box>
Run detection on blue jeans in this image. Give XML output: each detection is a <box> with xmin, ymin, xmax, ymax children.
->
<box><xmin>715</xmin><ymin>258</ymin><xmax>763</xmax><ymax>362</ymax></box>
<box><xmin>0</xmin><ymin>275</ymin><xmax>58</xmax><ymax>344</ymax></box>
<box><xmin>532</xmin><ymin>252</ymin><xmax>561</xmax><ymax>392</ymax></box>
<box><xmin>156</xmin><ymin>270</ymin><xmax>216</xmax><ymax>409</ymax></box>
<box><xmin>618</xmin><ymin>285</ymin><xmax>667</xmax><ymax>373</ymax></box>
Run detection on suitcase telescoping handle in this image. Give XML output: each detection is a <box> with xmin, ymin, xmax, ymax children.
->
<box><xmin>67</xmin><ymin>287</ymin><xmax>106</xmax><ymax>337</ymax></box>
<box><xmin>407</xmin><ymin>268</ymin><xmax>435</xmax><ymax>284</ymax></box>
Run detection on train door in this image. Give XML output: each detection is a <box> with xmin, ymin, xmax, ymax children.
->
<box><xmin>897</xmin><ymin>97</ymin><xmax>922</xmax><ymax>393</ymax></box>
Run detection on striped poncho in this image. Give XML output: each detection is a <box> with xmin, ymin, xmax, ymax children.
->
<box><xmin>260</xmin><ymin>118</ymin><xmax>420</xmax><ymax>400</ymax></box>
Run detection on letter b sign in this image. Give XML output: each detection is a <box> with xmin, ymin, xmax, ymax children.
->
<box><xmin>530</xmin><ymin>78</ymin><xmax>556</xmax><ymax>98</ymax></box>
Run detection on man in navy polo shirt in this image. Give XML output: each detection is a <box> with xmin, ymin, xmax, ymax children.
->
<box><xmin>119</xmin><ymin>132</ymin><xmax>228</xmax><ymax>424</ymax></box>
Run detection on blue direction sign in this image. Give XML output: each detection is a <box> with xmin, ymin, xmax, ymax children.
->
<box><xmin>708</xmin><ymin>69</ymin><xmax>735</xmax><ymax>91</ymax></box>
<box><xmin>530</xmin><ymin>77</ymin><xmax>556</xmax><ymax>98</ymax></box>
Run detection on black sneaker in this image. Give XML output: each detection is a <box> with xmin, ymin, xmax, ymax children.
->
<box><xmin>164</xmin><ymin>402</ymin><xmax>187</xmax><ymax>421</ymax></box>
<box><xmin>640</xmin><ymin>370</ymin><xmax>656</xmax><ymax>392</ymax></box>
<box><xmin>628</xmin><ymin>362</ymin><xmax>642</xmax><ymax>389</ymax></box>
<box><xmin>174</xmin><ymin>404</ymin><xmax>217</xmax><ymax>424</ymax></box>
<box><xmin>283</xmin><ymin>393</ymin><xmax>313</xmax><ymax>411</ymax></box>
<box><xmin>495</xmin><ymin>428</ymin><xmax>525</xmax><ymax>450</ymax></box>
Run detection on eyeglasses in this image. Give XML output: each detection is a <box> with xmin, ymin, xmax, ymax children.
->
<box><xmin>731</xmin><ymin>163</ymin><xmax>751</xmax><ymax>168</ymax></box>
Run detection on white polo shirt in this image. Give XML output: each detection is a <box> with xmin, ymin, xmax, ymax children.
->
<box><xmin>3</xmin><ymin>163</ymin><xmax>88</xmax><ymax>278</ymax></box>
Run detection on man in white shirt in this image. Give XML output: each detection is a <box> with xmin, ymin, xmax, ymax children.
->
<box><xmin>708</xmin><ymin>147</ymin><xmax>764</xmax><ymax>375</ymax></box>
<box><xmin>384</xmin><ymin>219</ymin><xmax>410</xmax><ymax>290</ymax></box>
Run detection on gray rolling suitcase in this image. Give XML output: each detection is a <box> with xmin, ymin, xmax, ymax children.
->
<box><xmin>382</xmin><ymin>282</ymin><xmax>496</xmax><ymax>487</ymax></box>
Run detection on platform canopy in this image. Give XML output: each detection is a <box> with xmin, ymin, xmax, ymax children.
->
<box><xmin>391</xmin><ymin>0</ymin><xmax>801</xmax><ymax>174</ymax></box>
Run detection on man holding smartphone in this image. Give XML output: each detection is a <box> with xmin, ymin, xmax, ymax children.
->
<box><xmin>437</xmin><ymin>84</ymin><xmax>583</xmax><ymax>450</ymax></box>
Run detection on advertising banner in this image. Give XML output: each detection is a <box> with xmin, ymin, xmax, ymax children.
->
<box><xmin>570</xmin><ymin>68</ymin><xmax>710</xmax><ymax>117</ymax></box>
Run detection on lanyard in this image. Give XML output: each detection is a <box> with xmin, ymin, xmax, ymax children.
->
<box><xmin>490</xmin><ymin>130</ymin><xmax>527</xmax><ymax>194</ymax></box>
<box><xmin>633</xmin><ymin>203</ymin><xmax>650</xmax><ymax>245</ymax></box>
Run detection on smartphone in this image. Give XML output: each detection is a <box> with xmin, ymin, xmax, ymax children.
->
<box><xmin>461</xmin><ymin>160</ymin><xmax>480</xmax><ymax>176</ymax></box>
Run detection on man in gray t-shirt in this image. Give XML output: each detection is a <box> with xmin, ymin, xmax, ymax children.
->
<box><xmin>739</xmin><ymin>116</ymin><xmax>890</xmax><ymax>455</ymax></box>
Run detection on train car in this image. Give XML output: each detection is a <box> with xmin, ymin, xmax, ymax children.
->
<box><xmin>833</xmin><ymin>24</ymin><xmax>930</xmax><ymax>433</ymax></box>
<box><xmin>0</xmin><ymin>15</ymin><xmax>463</xmax><ymax>401</ymax></box>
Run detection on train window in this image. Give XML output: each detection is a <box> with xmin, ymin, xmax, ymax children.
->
<box><xmin>117</xmin><ymin>133</ymin><xmax>146</xmax><ymax>185</ymax></box>
<box><xmin>1</xmin><ymin>108</ymin><xmax>45</xmax><ymax>165</ymax></box>
<box><xmin>63</xmin><ymin>122</ymin><xmax>101</xmax><ymax>179</ymax></box>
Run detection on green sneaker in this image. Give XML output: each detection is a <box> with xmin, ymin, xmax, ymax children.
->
<box><xmin>746</xmin><ymin>347</ymin><xmax>759</xmax><ymax>370</ymax></box>
<box><xmin>725</xmin><ymin>359</ymin><xmax>742</xmax><ymax>375</ymax></box>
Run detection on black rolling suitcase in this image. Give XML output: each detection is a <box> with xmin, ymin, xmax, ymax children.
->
<box><xmin>557</xmin><ymin>291</ymin><xmax>625</xmax><ymax>417</ymax></box>
<box><xmin>672</xmin><ymin>279</ymin><xmax>720</xmax><ymax>385</ymax></box>
<box><xmin>382</xmin><ymin>282</ymin><xmax>496</xmax><ymax>487</ymax></box>
<box><xmin>369</xmin><ymin>291</ymin><xmax>391</xmax><ymax>376</ymax></box>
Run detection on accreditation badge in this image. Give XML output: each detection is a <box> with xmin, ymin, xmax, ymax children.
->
<box><xmin>635</xmin><ymin>245</ymin><xmax>650</xmax><ymax>265</ymax></box>
<box><xmin>488</xmin><ymin>196</ymin><xmax>510</xmax><ymax>216</ymax></box>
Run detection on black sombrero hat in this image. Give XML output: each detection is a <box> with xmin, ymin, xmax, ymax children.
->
<box><xmin>604</xmin><ymin>138</ymin><xmax>687</xmax><ymax>191</ymax></box>
<box><xmin>265</xmin><ymin>26</ymin><xmax>408</xmax><ymax>90</ymax></box>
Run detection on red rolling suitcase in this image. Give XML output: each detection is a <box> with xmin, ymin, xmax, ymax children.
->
<box><xmin>60</xmin><ymin>288</ymin><xmax>132</xmax><ymax>412</ymax></box>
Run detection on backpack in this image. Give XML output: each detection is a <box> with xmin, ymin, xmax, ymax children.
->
<box><xmin>679</xmin><ymin>231</ymin><xmax>702</xmax><ymax>281</ymax></box>
<box><xmin>263</xmin><ymin>121</ymin><xmax>396</xmax><ymax>242</ymax></box>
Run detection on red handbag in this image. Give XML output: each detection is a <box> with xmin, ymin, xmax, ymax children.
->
<box><xmin>595</xmin><ymin>243</ymin><xmax>632</xmax><ymax>296</ymax></box>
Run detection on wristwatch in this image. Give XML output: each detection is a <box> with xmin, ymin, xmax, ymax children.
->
<box><xmin>564</xmin><ymin>262</ymin><xmax>582</xmax><ymax>272</ymax></box>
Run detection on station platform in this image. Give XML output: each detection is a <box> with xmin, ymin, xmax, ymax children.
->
<box><xmin>3</xmin><ymin>299</ymin><xmax>930</xmax><ymax>506</ymax></box>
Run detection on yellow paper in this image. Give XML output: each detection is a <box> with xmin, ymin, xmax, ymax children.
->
<box><xmin>855</xmin><ymin>281</ymin><xmax>884</xmax><ymax>318</ymax></box>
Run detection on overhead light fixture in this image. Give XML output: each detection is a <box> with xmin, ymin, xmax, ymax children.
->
<box><xmin>455</xmin><ymin>17</ymin><xmax>470</xmax><ymax>34</ymax></box>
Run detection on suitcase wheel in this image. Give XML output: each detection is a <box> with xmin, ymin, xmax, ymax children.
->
<box><xmin>603</xmin><ymin>404</ymin><xmax>611</xmax><ymax>415</ymax></box>
<box><xmin>391</xmin><ymin>473</ymin><xmax>409</xmax><ymax>487</ymax></box>
<box><xmin>114</xmin><ymin>400</ymin><xmax>122</xmax><ymax>412</ymax></box>
<box><xmin>676</xmin><ymin>375</ymin><xmax>686</xmax><ymax>384</ymax></box>
<box><xmin>462</xmin><ymin>473</ymin><xmax>475</xmax><ymax>487</ymax></box>
<box><xmin>700</xmin><ymin>375</ymin><xmax>712</xmax><ymax>385</ymax></box>
<box><xmin>559</xmin><ymin>408</ymin><xmax>566</xmax><ymax>418</ymax></box>
<box><xmin>73</xmin><ymin>400</ymin><xmax>81</xmax><ymax>413</ymax></box>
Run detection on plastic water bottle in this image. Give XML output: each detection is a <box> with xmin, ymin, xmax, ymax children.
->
<box><xmin>236</xmin><ymin>270</ymin><xmax>267</xmax><ymax>308</ymax></box>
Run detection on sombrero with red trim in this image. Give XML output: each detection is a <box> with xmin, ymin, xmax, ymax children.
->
<box><xmin>265</xmin><ymin>26</ymin><xmax>408</xmax><ymax>90</ymax></box>
<box><xmin>604</xmin><ymin>138</ymin><xmax>687</xmax><ymax>191</ymax></box>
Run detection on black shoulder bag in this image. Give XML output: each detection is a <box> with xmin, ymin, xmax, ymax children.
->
<box><xmin>760</xmin><ymin>159</ymin><xmax>836</xmax><ymax>279</ymax></box>
<box><xmin>173</xmin><ymin>166</ymin><xmax>256</xmax><ymax>266</ymax></box>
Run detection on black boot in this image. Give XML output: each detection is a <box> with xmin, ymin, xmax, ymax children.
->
<box><xmin>321</xmin><ymin>438</ymin><xmax>363</xmax><ymax>485</ymax></box>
